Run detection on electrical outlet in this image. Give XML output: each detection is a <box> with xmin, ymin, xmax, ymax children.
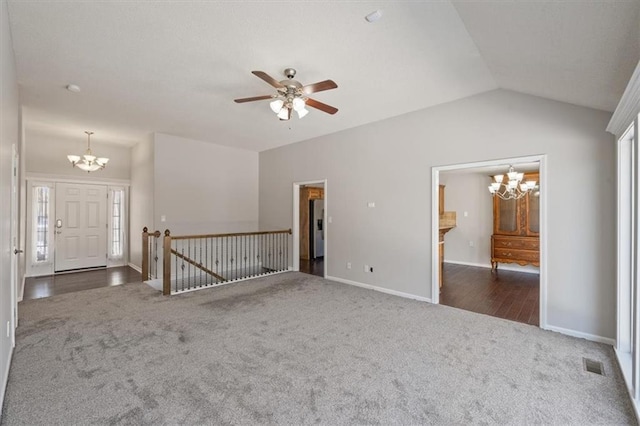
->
<box><xmin>346</xmin><ymin>262</ymin><xmax>352</xmax><ymax>269</ymax></box>
<box><xmin>364</xmin><ymin>264</ymin><xmax>369</xmax><ymax>273</ymax></box>
<box><xmin>469</xmin><ymin>241</ymin><xmax>474</xmax><ymax>247</ymax></box>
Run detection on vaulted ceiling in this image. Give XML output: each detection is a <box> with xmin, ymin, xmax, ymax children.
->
<box><xmin>6</xmin><ymin>1</ymin><xmax>639</xmax><ymax>151</ymax></box>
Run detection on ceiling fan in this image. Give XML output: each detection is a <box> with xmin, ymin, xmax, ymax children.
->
<box><xmin>234</xmin><ymin>68</ymin><xmax>338</xmax><ymax>121</ymax></box>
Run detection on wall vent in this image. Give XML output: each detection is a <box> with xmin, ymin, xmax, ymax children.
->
<box><xmin>583</xmin><ymin>358</ymin><xmax>605</xmax><ymax>376</ymax></box>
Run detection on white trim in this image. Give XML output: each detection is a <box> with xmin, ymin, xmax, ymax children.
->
<box><xmin>617</xmin><ymin>127</ymin><xmax>634</xmax><ymax>355</ymax></box>
<box><xmin>607</xmin><ymin>60</ymin><xmax>640</xmax><ymax>138</ymax></box>
<box><xmin>615</xmin><ymin>349</ymin><xmax>640</xmax><ymax>423</ymax></box>
<box><xmin>431</xmin><ymin>155</ymin><xmax>548</xmax><ymax>329</ymax></box>
<box><xmin>292</xmin><ymin>185</ymin><xmax>300</xmax><ymax>271</ymax></box>
<box><xmin>431</xmin><ymin>167</ymin><xmax>440</xmax><ymax>303</ymax></box>
<box><xmin>545</xmin><ymin>324</ymin><xmax>615</xmax><ymax>346</ymax></box>
<box><xmin>443</xmin><ymin>259</ymin><xmax>540</xmax><ymax>274</ymax></box>
<box><xmin>538</xmin><ymin>156</ymin><xmax>549</xmax><ymax>329</ymax></box>
<box><xmin>128</xmin><ymin>262</ymin><xmax>142</xmax><ymax>273</ymax></box>
<box><xmin>292</xmin><ymin>179</ymin><xmax>328</xmax><ymax>277</ymax></box>
<box><xmin>26</xmin><ymin>172</ymin><xmax>130</xmax><ymax>186</ymax></box>
<box><xmin>17</xmin><ymin>276</ymin><xmax>24</xmax><ymax>303</ymax></box>
<box><xmin>0</xmin><ymin>347</ymin><xmax>13</xmax><ymax>420</ymax></box>
<box><xmin>326</xmin><ymin>275</ymin><xmax>432</xmax><ymax>303</ymax></box>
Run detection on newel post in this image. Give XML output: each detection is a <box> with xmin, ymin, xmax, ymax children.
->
<box><xmin>141</xmin><ymin>227</ymin><xmax>149</xmax><ymax>281</ymax></box>
<box><xmin>163</xmin><ymin>229</ymin><xmax>171</xmax><ymax>296</ymax></box>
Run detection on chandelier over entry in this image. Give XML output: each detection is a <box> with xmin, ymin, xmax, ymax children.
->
<box><xmin>67</xmin><ymin>131</ymin><xmax>109</xmax><ymax>172</ymax></box>
<box><xmin>488</xmin><ymin>165</ymin><xmax>537</xmax><ymax>200</ymax></box>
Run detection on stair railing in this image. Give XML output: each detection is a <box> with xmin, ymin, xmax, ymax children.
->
<box><xmin>141</xmin><ymin>227</ymin><xmax>162</xmax><ymax>281</ymax></box>
<box><xmin>161</xmin><ymin>229</ymin><xmax>292</xmax><ymax>295</ymax></box>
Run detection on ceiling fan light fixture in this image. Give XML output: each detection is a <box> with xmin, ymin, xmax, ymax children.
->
<box><xmin>235</xmin><ymin>69</ymin><xmax>338</xmax><ymax>120</ymax></box>
<box><xmin>270</xmin><ymin>99</ymin><xmax>284</xmax><ymax>113</ymax></box>
<box><xmin>292</xmin><ymin>97</ymin><xmax>306</xmax><ymax>112</ymax></box>
<box><xmin>277</xmin><ymin>108</ymin><xmax>290</xmax><ymax>120</ymax></box>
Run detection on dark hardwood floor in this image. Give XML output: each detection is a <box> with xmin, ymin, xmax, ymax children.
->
<box><xmin>299</xmin><ymin>257</ymin><xmax>324</xmax><ymax>277</ymax></box>
<box><xmin>440</xmin><ymin>263</ymin><xmax>539</xmax><ymax>326</ymax></box>
<box><xmin>23</xmin><ymin>266</ymin><xmax>142</xmax><ymax>301</ymax></box>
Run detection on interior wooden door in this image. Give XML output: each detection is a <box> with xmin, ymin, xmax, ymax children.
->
<box><xmin>54</xmin><ymin>183</ymin><xmax>107</xmax><ymax>271</ymax></box>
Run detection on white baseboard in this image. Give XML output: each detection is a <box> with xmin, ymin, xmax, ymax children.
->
<box><xmin>544</xmin><ymin>324</ymin><xmax>615</xmax><ymax>346</ymax></box>
<box><xmin>325</xmin><ymin>275</ymin><xmax>432</xmax><ymax>303</ymax></box>
<box><xmin>0</xmin><ymin>345</ymin><xmax>13</xmax><ymax>423</ymax></box>
<box><xmin>127</xmin><ymin>263</ymin><xmax>142</xmax><ymax>273</ymax></box>
<box><xmin>444</xmin><ymin>259</ymin><xmax>540</xmax><ymax>275</ymax></box>
<box><xmin>444</xmin><ymin>260</ymin><xmax>491</xmax><ymax>269</ymax></box>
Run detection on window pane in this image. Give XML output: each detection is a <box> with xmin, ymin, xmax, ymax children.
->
<box><xmin>33</xmin><ymin>186</ymin><xmax>50</xmax><ymax>262</ymax></box>
<box><xmin>111</xmin><ymin>189</ymin><xmax>124</xmax><ymax>258</ymax></box>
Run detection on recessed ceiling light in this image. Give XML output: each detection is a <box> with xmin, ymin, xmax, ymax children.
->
<box><xmin>365</xmin><ymin>10</ymin><xmax>382</xmax><ymax>23</ymax></box>
<box><xmin>66</xmin><ymin>84</ymin><xmax>81</xmax><ymax>93</ymax></box>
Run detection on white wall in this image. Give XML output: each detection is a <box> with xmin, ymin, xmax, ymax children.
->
<box><xmin>153</xmin><ymin>133</ymin><xmax>259</xmax><ymax>237</ymax></box>
<box><xmin>440</xmin><ymin>172</ymin><xmax>493</xmax><ymax>267</ymax></box>
<box><xmin>25</xmin><ymin>129</ymin><xmax>131</xmax><ymax>180</ymax></box>
<box><xmin>0</xmin><ymin>0</ymin><xmax>19</xmax><ymax>412</ymax></box>
<box><xmin>129</xmin><ymin>137</ymin><xmax>154</xmax><ymax>268</ymax></box>
<box><xmin>259</xmin><ymin>89</ymin><xmax>615</xmax><ymax>340</ymax></box>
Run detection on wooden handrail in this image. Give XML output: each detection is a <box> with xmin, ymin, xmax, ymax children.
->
<box><xmin>142</xmin><ymin>227</ymin><xmax>149</xmax><ymax>281</ymax></box>
<box><xmin>142</xmin><ymin>227</ymin><xmax>162</xmax><ymax>281</ymax></box>
<box><xmin>170</xmin><ymin>249</ymin><xmax>227</xmax><ymax>282</ymax></box>
<box><xmin>170</xmin><ymin>229</ymin><xmax>292</xmax><ymax>241</ymax></box>
<box><xmin>163</xmin><ymin>230</ymin><xmax>171</xmax><ymax>295</ymax></box>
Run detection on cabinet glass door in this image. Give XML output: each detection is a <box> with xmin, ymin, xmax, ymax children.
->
<box><xmin>527</xmin><ymin>193</ymin><xmax>540</xmax><ymax>234</ymax></box>
<box><xmin>497</xmin><ymin>198</ymin><xmax>518</xmax><ymax>233</ymax></box>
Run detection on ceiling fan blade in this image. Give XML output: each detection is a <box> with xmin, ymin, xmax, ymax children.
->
<box><xmin>252</xmin><ymin>71</ymin><xmax>285</xmax><ymax>89</ymax></box>
<box><xmin>306</xmin><ymin>98</ymin><xmax>338</xmax><ymax>115</ymax></box>
<box><xmin>302</xmin><ymin>79</ymin><xmax>338</xmax><ymax>94</ymax></box>
<box><xmin>234</xmin><ymin>95</ymin><xmax>273</xmax><ymax>103</ymax></box>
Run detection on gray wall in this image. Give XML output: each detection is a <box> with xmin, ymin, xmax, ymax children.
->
<box><xmin>259</xmin><ymin>89</ymin><xmax>615</xmax><ymax>340</ymax></box>
<box><xmin>0</xmin><ymin>0</ymin><xmax>19</xmax><ymax>410</ymax></box>
<box><xmin>153</xmin><ymin>133</ymin><xmax>259</xmax><ymax>237</ymax></box>
<box><xmin>129</xmin><ymin>137</ymin><xmax>154</xmax><ymax>268</ymax></box>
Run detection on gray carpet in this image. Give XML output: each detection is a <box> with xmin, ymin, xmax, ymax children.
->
<box><xmin>1</xmin><ymin>272</ymin><xmax>636</xmax><ymax>425</ymax></box>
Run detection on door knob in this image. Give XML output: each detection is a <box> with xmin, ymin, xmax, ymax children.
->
<box><xmin>13</xmin><ymin>249</ymin><xmax>23</xmax><ymax>255</ymax></box>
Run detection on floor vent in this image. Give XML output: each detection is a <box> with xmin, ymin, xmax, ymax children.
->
<box><xmin>583</xmin><ymin>358</ymin><xmax>605</xmax><ymax>376</ymax></box>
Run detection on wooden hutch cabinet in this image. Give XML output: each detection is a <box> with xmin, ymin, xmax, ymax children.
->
<box><xmin>491</xmin><ymin>172</ymin><xmax>539</xmax><ymax>271</ymax></box>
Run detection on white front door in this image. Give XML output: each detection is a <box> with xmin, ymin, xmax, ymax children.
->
<box><xmin>55</xmin><ymin>183</ymin><xmax>107</xmax><ymax>272</ymax></box>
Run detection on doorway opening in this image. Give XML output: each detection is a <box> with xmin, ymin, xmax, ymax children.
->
<box><xmin>292</xmin><ymin>180</ymin><xmax>327</xmax><ymax>278</ymax></box>
<box><xmin>431</xmin><ymin>156</ymin><xmax>547</xmax><ymax>328</ymax></box>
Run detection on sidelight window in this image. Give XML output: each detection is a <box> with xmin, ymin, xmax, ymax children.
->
<box><xmin>32</xmin><ymin>185</ymin><xmax>51</xmax><ymax>263</ymax></box>
<box><xmin>109</xmin><ymin>188</ymin><xmax>125</xmax><ymax>259</ymax></box>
